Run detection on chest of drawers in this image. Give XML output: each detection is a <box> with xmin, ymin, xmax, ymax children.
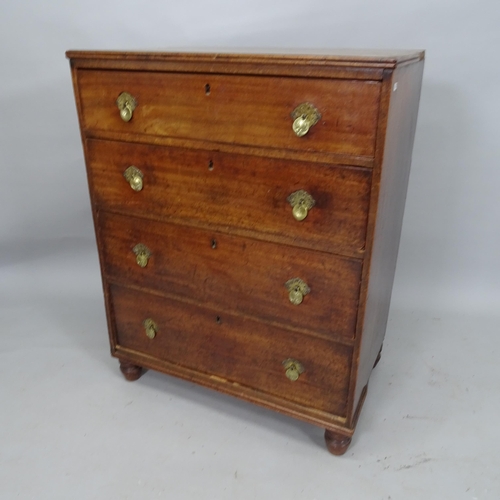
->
<box><xmin>67</xmin><ymin>49</ymin><xmax>424</xmax><ymax>455</ymax></box>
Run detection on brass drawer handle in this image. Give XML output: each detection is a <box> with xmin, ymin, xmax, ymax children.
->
<box><xmin>116</xmin><ymin>92</ymin><xmax>137</xmax><ymax>122</ymax></box>
<box><xmin>123</xmin><ymin>166</ymin><xmax>143</xmax><ymax>191</ymax></box>
<box><xmin>133</xmin><ymin>243</ymin><xmax>151</xmax><ymax>268</ymax></box>
<box><xmin>285</xmin><ymin>278</ymin><xmax>310</xmax><ymax>305</ymax></box>
<box><xmin>143</xmin><ymin>318</ymin><xmax>157</xmax><ymax>339</ymax></box>
<box><xmin>287</xmin><ymin>190</ymin><xmax>316</xmax><ymax>221</ymax></box>
<box><xmin>282</xmin><ymin>358</ymin><xmax>304</xmax><ymax>381</ymax></box>
<box><xmin>291</xmin><ymin>102</ymin><xmax>321</xmax><ymax>137</ymax></box>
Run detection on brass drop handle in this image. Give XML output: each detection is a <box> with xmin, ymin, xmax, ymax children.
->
<box><xmin>291</xmin><ymin>103</ymin><xmax>321</xmax><ymax>137</ymax></box>
<box><xmin>133</xmin><ymin>243</ymin><xmax>151</xmax><ymax>268</ymax></box>
<box><xmin>282</xmin><ymin>358</ymin><xmax>304</xmax><ymax>381</ymax></box>
<box><xmin>285</xmin><ymin>278</ymin><xmax>310</xmax><ymax>305</ymax></box>
<box><xmin>116</xmin><ymin>92</ymin><xmax>137</xmax><ymax>122</ymax></box>
<box><xmin>123</xmin><ymin>166</ymin><xmax>144</xmax><ymax>191</ymax></box>
<box><xmin>143</xmin><ymin>318</ymin><xmax>157</xmax><ymax>339</ymax></box>
<box><xmin>287</xmin><ymin>190</ymin><xmax>316</xmax><ymax>221</ymax></box>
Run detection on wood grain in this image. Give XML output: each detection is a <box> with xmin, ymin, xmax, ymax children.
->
<box><xmin>67</xmin><ymin>49</ymin><xmax>424</xmax><ymax>66</ymax></box>
<box><xmin>87</xmin><ymin>139</ymin><xmax>372</xmax><ymax>258</ymax></box>
<box><xmin>67</xmin><ymin>50</ymin><xmax>424</xmax><ymax>81</ymax></box>
<box><xmin>67</xmin><ymin>49</ymin><xmax>425</xmax><ymax>453</ymax></box>
<box><xmin>98</xmin><ymin>211</ymin><xmax>362</xmax><ymax>341</ymax></box>
<box><xmin>349</xmin><ymin>60</ymin><xmax>425</xmax><ymax>422</ymax></box>
<box><xmin>110</xmin><ymin>284</ymin><xmax>352</xmax><ymax>416</ymax></box>
<box><xmin>77</xmin><ymin>70</ymin><xmax>380</xmax><ymax>157</ymax></box>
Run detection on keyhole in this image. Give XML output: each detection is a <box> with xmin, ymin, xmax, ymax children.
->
<box><xmin>205</xmin><ymin>83</ymin><xmax>211</xmax><ymax>95</ymax></box>
<box><xmin>208</xmin><ymin>160</ymin><xmax>214</xmax><ymax>171</ymax></box>
<box><xmin>216</xmin><ymin>316</ymin><xmax>221</xmax><ymax>324</ymax></box>
<box><xmin>211</xmin><ymin>239</ymin><xmax>217</xmax><ymax>249</ymax></box>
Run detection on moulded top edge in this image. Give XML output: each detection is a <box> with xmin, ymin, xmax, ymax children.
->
<box><xmin>65</xmin><ymin>49</ymin><xmax>425</xmax><ymax>69</ymax></box>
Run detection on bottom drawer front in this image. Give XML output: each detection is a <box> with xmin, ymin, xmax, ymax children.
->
<box><xmin>110</xmin><ymin>284</ymin><xmax>352</xmax><ymax>417</ymax></box>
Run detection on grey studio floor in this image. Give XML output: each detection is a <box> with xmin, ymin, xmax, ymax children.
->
<box><xmin>1</xmin><ymin>238</ymin><xmax>499</xmax><ymax>500</ymax></box>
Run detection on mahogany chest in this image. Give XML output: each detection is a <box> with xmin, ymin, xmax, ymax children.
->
<box><xmin>67</xmin><ymin>49</ymin><xmax>424</xmax><ymax>455</ymax></box>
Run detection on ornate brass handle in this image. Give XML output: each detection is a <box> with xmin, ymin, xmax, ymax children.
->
<box><xmin>282</xmin><ymin>358</ymin><xmax>304</xmax><ymax>381</ymax></box>
<box><xmin>133</xmin><ymin>243</ymin><xmax>151</xmax><ymax>268</ymax></box>
<box><xmin>116</xmin><ymin>92</ymin><xmax>137</xmax><ymax>122</ymax></box>
<box><xmin>287</xmin><ymin>190</ymin><xmax>316</xmax><ymax>221</ymax></box>
<box><xmin>285</xmin><ymin>278</ymin><xmax>310</xmax><ymax>305</ymax></box>
<box><xmin>143</xmin><ymin>318</ymin><xmax>157</xmax><ymax>339</ymax></box>
<box><xmin>291</xmin><ymin>103</ymin><xmax>321</xmax><ymax>137</ymax></box>
<box><xmin>123</xmin><ymin>166</ymin><xmax>143</xmax><ymax>191</ymax></box>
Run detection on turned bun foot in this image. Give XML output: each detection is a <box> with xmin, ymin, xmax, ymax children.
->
<box><xmin>119</xmin><ymin>360</ymin><xmax>143</xmax><ymax>381</ymax></box>
<box><xmin>324</xmin><ymin>429</ymin><xmax>352</xmax><ymax>456</ymax></box>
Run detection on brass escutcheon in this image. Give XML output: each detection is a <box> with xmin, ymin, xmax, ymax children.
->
<box><xmin>282</xmin><ymin>358</ymin><xmax>304</xmax><ymax>381</ymax></box>
<box><xmin>143</xmin><ymin>318</ymin><xmax>157</xmax><ymax>339</ymax></box>
<box><xmin>287</xmin><ymin>190</ymin><xmax>316</xmax><ymax>221</ymax></box>
<box><xmin>291</xmin><ymin>102</ymin><xmax>321</xmax><ymax>137</ymax></box>
<box><xmin>285</xmin><ymin>278</ymin><xmax>310</xmax><ymax>305</ymax></box>
<box><xmin>133</xmin><ymin>243</ymin><xmax>151</xmax><ymax>268</ymax></box>
<box><xmin>123</xmin><ymin>166</ymin><xmax>144</xmax><ymax>191</ymax></box>
<box><xmin>116</xmin><ymin>92</ymin><xmax>137</xmax><ymax>122</ymax></box>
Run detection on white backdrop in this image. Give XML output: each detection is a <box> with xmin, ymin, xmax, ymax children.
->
<box><xmin>1</xmin><ymin>1</ymin><xmax>500</xmax><ymax>498</ymax></box>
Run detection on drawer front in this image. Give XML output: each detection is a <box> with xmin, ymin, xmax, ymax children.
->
<box><xmin>99</xmin><ymin>212</ymin><xmax>362</xmax><ymax>341</ymax></box>
<box><xmin>87</xmin><ymin>140</ymin><xmax>371</xmax><ymax>258</ymax></box>
<box><xmin>78</xmin><ymin>70</ymin><xmax>380</xmax><ymax>157</ymax></box>
<box><xmin>110</xmin><ymin>284</ymin><xmax>352</xmax><ymax>416</ymax></box>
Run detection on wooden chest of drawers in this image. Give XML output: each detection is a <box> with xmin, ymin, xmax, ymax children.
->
<box><xmin>67</xmin><ymin>49</ymin><xmax>424</xmax><ymax>455</ymax></box>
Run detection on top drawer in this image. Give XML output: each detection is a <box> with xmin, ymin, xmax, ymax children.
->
<box><xmin>77</xmin><ymin>70</ymin><xmax>381</xmax><ymax>158</ymax></box>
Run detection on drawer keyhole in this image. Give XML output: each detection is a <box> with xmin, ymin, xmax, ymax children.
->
<box><xmin>205</xmin><ymin>83</ymin><xmax>211</xmax><ymax>95</ymax></box>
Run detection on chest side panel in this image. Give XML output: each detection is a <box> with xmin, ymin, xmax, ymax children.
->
<box><xmin>350</xmin><ymin>61</ymin><xmax>424</xmax><ymax>423</ymax></box>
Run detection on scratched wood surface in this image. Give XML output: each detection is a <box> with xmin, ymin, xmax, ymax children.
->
<box><xmin>86</xmin><ymin>139</ymin><xmax>372</xmax><ymax>258</ymax></box>
<box><xmin>77</xmin><ymin>70</ymin><xmax>381</xmax><ymax>157</ymax></box>
<box><xmin>110</xmin><ymin>283</ymin><xmax>352</xmax><ymax>416</ymax></box>
<box><xmin>99</xmin><ymin>211</ymin><xmax>362</xmax><ymax>342</ymax></box>
<box><xmin>68</xmin><ymin>49</ymin><xmax>424</xmax><ymax>454</ymax></box>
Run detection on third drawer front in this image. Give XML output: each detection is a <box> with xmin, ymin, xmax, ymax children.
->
<box><xmin>87</xmin><ymin>139</ymin><xmax>371</xmax><ymax>258</ymax></box>
<box><xmin>99</xmin><ymin>212</ymin><xmax>362</xmax><ymax>341</ymax></box>
<box><xmin>110</xmin><ymin>283</ymin><xmax>352</xmax><ymax>417</ymax></box>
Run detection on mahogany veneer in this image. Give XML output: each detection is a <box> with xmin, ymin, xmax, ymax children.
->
<box><xmin>67</xmin><ymin>49</ymin><xmax>424</xmax><ymax>455</ymax></box>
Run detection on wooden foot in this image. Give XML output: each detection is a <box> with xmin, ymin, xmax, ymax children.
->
<box><xmin>119</xmin><ymin>360</ymin><xmax>143</xmax><ymax>381</ymax></box>
<box><xmin>373</xmin><ymin>344</ymin><xmax>383</xmax><ymax>368</ymax></box>
<box><xmin>324</xmin><ymin>429</ymin><xmax>352</xmax><ymax>456</ymax></box>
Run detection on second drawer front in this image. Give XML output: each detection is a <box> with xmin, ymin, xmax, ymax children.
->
<box><xmin>99</xmin><ymin>212</ymin><xmax>362</xmax><ymax>341</ymax></box>
<box><xmin>110</xmin><ymin>284</ymin><xmax>352</xmax><ymax>416</ymax></box>
<box><xmin>87</xmin><ymin>140</ymin><xmax>371</xmax><ymax>258</ymax></box>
